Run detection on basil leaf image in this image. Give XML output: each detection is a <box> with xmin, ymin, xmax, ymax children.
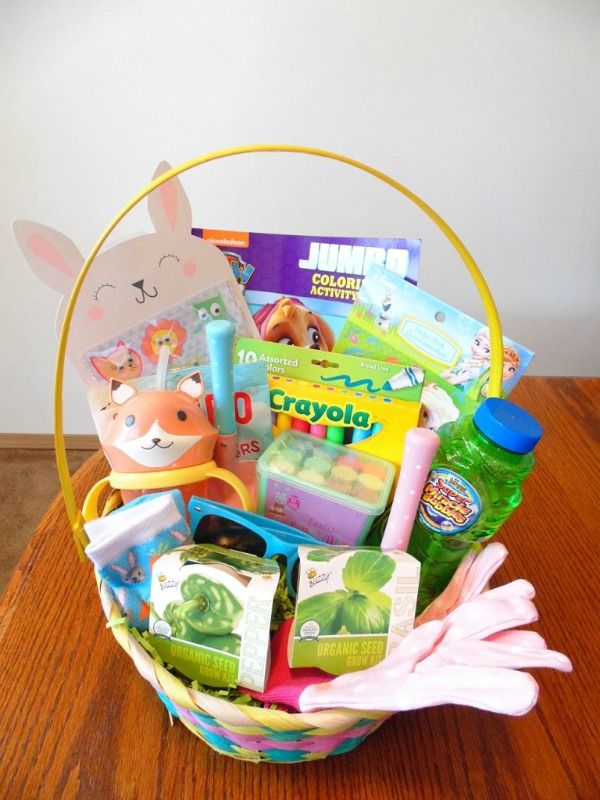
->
<box><xmin>341</xmin><ymin>593</ymin><xmax>390</xmax><ymax>634</ymax></box>
<box><xmin>295</xmin><ymin>590</ymin><xmax>348</xmax><ymax>636</ymax></box>
<box><xmin>305</xmin><ymin>548</ymin><xmax>339</xmax><ymax>562</ymax></box>
<box><xmin>342</xmin><ymin>551</ymin><xmax>395</xmax><ymax>594</ymax></box>
<box><xmin>365</xmin><ymin>590</ymin><xmax>392</xmax><ymax>613</ymax></box>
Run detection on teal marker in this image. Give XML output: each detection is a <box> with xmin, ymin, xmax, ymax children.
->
<box><xmin>206</xmin><ymin>320</ymin><xmax>236</xmax><ymax>435</ymax></box>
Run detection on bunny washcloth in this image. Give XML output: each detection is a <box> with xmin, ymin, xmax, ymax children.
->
<box><xmin>85</xmin><ymin>490</ymin><xmax>192</xmax><ymax>630</ymax></box>
<box><xmin>299</xmin><ymin>543</ymin><xmax>572</xmax><ymax>715</ymax></box>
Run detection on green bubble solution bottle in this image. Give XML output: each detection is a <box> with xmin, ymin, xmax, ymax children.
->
<box><xmin>408</xmin><ymin>398</ymin><xmax>543</xmax><ymax>613</ymax></box>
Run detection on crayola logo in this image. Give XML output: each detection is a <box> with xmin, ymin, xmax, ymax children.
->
<box><xmin>270</xmin><ymin>388</ymin><xmax>371</xmax><ymax>428</ymax></box>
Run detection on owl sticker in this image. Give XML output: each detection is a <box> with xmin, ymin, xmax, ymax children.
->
<box><xmin>193</xmin><ymin>293</ymin><xmax>229</xmax><ymax>331</ymax></box>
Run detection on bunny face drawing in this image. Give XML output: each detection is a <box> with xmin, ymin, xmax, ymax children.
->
<box><xmin>13</xmin><ymin>162</ymin><xmax>239</xmax><ymax>382</ymax></box>
<box><xmin>110</xmin><ymin>551</ymin><xmax>146</xmax><ymax>584</ymax></box>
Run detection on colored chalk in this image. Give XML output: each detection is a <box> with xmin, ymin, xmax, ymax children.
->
<box><xmin>257</xmin><ymin>429</ymin><xmax>396</xmax><ymax>546</ymax></box>
<box><xmin>355</xmin><ymin>487</ymin><xmax>381</xmax><ymax>505</ymax></box>
<box><xmin>326</xmin><ymin>426</ymin><xmax>345</xmax><ymax>444</ymax></box>
<box><xmin>269</xmin><ymin>451</ymin><xmax>302</xmax><ymax>475</ymax></box>
<box><xmin>360</xmin><ymin>461</ymin><xmax>389</xmax><ymax>481</ymax></box>
<box><xmin>331</xmin><ymin>464</ymin><xmax>358</xmax><ymax>483</ymax></box>
<box><xmin>297</xmin><ymin>469</ymin><xmax>326</xmax><ymax>486</ymax></box>
<box><xmin>357</xmin><ymin>472</ymin><xmax>385</xmax><ymax>493</ymax></box>
<box><xmin>326</xmin><ymin>477</ymin><xmax>354</xmax><ymax>495</ymax></box>
<box><xmin>292</xmin><ymin>418</ymin><xmax>311</xmax><ymax>433</ymax></box>
<box><xmin>337</xmin><ymin>453</ymin><xmax>363</xmax><ymax>471</ymax></box>
<box><xmin>304</xmin><ymin>455</ymin><xmax>334</xmax><ymax>477</ymax></box>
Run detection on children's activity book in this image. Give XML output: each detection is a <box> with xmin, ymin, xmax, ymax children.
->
<box><xmin>192</xmin><ymin>229</ymin><xmax>421</xmax><ymax>348</ymax></box>
<box><xmin>334</xmin><ymin>264</ymin><xmax>534</xmax><ymax>429</ymax></box>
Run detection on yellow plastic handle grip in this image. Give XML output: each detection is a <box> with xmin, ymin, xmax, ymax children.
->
<box><xmin>54</xmin><ymin>144</ymin><xmax>503</xmax><ymax>551</ymax></box>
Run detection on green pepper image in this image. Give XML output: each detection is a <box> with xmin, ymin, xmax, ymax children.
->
<box><xmin>195</xmin><ymin>633</ymin><xmax>241</xmax><ymax>656</ymax></box>
<box><xmin>181</xmin><ymin>545</ymin><xmax>277</xmax><ymax>575</ymax></box>
<box><xmin>295</xmin><ymin>590</ymin><xmax>348</xmax><ymax>636</ymax></box>
<box><xmin>340</xmin><ymin>593</ymin><xmax>390</xmax><ymax>635</ymax></box>
<box><xmin>164</xmin><ymin>575</ymin><xmax>243</xmax><ymax>636</ymax></box>
<box><xmin>162</xmin><ymin>602</ymin><xmax>203</xmax><ymax>642</ymax></box>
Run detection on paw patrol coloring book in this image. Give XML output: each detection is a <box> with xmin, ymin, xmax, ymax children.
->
<box><xmin>192</xmin><ymin>229</ymin><xmax>421</xmax><ymax>350</ymax></box>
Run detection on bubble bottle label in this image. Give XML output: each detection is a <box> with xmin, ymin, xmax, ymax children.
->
<box><xmin>417</xmin><ymin>468</ymin><xmax>481</xmax><ymax>535</ymax></box>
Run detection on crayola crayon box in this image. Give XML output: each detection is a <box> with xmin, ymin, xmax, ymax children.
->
<box><xmin>192</xmin><ymin>229</ymin><xmax>421</xmax><ymax>345</ymax></box>
<box><xmin>234</xmin><ymin>337</ymin><xmax>424</xmax><ymax>403</ymax></box>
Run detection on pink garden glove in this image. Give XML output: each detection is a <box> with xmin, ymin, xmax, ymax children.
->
<box><xmin>299</xmin><ymin>544</ymin><xmax>572</xmax><ymax>715</ymax></box>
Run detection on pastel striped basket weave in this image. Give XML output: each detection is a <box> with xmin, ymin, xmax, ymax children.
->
<box><xmin>57</xmin><ymin>146</ymin><xmax>505</xmax><ymax>763</ymax></box>
<box><xmin>97</xmin><ymin>577</ymin><xmax>388</xmax><ymax>763</ymax></box>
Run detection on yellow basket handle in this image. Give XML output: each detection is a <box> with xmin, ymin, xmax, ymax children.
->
<box><xmin>54</xmin><ymin>144</ymin><xmax>503</xmax><ymax>554</ymax></box>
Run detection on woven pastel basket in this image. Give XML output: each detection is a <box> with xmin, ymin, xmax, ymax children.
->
<box><xmin>55</xmin><ymin>145</ymin><xmax>505</xmax><ymax>763</ymax></box>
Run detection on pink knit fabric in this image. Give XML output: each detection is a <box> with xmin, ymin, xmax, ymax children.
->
<box><xmin>245</xmin><ymin>619</ymin><xmax>332</xmax><ymax>711</ymax></box>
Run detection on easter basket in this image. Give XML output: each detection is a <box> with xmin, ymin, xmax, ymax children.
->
<box><xmin>53</xmin><ymin>146</ymin><xmax>569</xmax><ymax>763</ymax></box>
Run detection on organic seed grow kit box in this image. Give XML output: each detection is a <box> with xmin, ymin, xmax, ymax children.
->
<box><xmin>289</xmin><ymin>545</ymin><xmax>420</xmax><ymax>674</ymax></box>
<box><xmin>149</xmin><ymin>544</ymin><xmax>279</xmax><ymax>691</ymax></box>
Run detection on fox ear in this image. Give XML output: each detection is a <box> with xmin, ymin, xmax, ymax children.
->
<box><xmin>148</xmin><ymin>161</ymin><xmax>192</xmax><ymax>234</ymax></box>
<box><xmin>110</xmin><ymin>379</ymin><xmax>137</xmax><ymax>406</ymax></box>
<box><xmin>177</xmin><ymin>372</ymin><xmax>204</xmax><ymax>401</ymax></box>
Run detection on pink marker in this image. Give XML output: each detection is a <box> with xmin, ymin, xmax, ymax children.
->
<box><xmin>381</xmin><ymin>427</ymin><xmax>440</xmax><ymax>551</ymax></box>
<box><xmin>310</xmin><ymin>424</ymin><xmax>327</xmax><ymax>439</ymax></box>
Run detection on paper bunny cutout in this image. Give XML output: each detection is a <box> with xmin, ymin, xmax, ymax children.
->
<box><xmin>299</xmin><ymin>544</ymin><xmax>572</xmax><ymax>715</ymax></box>
<box><xmin>13</xmin><ymin>162</ymin><xmax>240</xmax><ymax>382</ymax></box>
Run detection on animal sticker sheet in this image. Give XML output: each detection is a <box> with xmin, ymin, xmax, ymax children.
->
<box><xmin>191</xmin><ymin>229</ymin><xmax>420</xmax><ymax>350</ymax></box>
<box><xmin>13</xmin><ymin>161</ymin><xmax>257</xmax><ymax>387</ymax></box>
<box><xmin>81</xmin><ymin>279</ymin><xmax>256</xmax><ymax>387</ymax></box>
<box><xmin>335</xmin><ymin>264</ymin><xmax>534</xmax><ymax>429</ymax></box>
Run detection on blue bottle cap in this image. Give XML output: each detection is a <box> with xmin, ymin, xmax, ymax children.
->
<box><xmin>473</xmin><ymin>398</ymin><xmax>543</xmax><ymax>454</ymax></box>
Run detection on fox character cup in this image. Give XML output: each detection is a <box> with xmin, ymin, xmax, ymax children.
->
<box><xmin>102</xmin><ymin>372</ymin><xmax>218</xmax><ymax>503</ymax></box>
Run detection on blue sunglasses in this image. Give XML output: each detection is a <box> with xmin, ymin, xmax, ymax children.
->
<box><xmin>187</xmin><ymin>497</ymin><xmax>320</xmax><ymax>597</ymax></box>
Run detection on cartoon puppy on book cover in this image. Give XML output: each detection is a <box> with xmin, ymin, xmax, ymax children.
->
<box><xmin>253</xmin><ymin>297</ymin><xmax>335</xmax><ymax>351</ymax></box>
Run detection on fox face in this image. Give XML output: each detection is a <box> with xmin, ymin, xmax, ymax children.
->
<box><xmin>103</xmin><ymin>372</ymin><xmax>218</xmax><ymax>473</ymax></box>
<box><xmin>90</xmin><ymin>341</ymin><xmax>143</xmax><ymax>382</ymax></box>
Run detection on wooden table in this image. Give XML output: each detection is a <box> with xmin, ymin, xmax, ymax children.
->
<box><xmin>0</xmin><ymin>378</ymin><xmax>598</xmax><ymax>799</ymax></box>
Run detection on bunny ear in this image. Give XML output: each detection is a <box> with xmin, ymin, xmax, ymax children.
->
<box><xmin>148</xmin><ymin>161</ymin><xmax>192</xmax><ymax>234</ymax></box>
<box><xmin>12</xmin><ymin>220</ymin><xmax>83</xmax><ymax>295</ymax></box>
<box><xmin>177</xmin><ymin>371</ymin><xmax>204</xmax><ymax>401</ymax></box>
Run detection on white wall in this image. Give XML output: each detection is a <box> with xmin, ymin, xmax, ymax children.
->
<box><xmin>1</xmin><ymin>0</ymin><xmax>598</xmax><ymax>434</ymax></box>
